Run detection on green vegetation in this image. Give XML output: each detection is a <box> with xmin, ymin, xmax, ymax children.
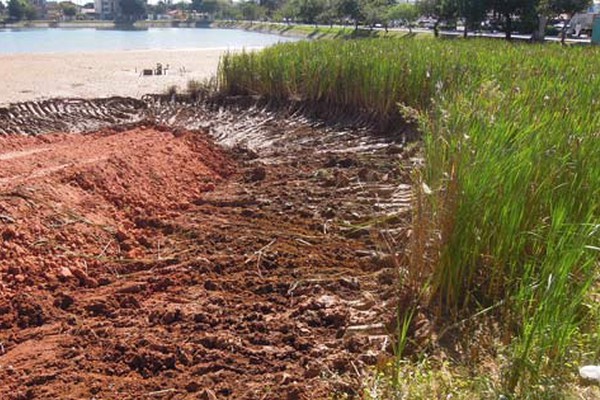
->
<box><xmin>208</xmin><ymin>0</ymin><xmax>590</xmax><ymax>40</ymax></box>
<box><xmin>148</xmin><ymin>0</ymin><xmax>592</xmax><ymax>39</ymax></box>
<box><xmin>7</xmin><ymin>0</ymin><xmax>36</xmax><ymax>21</ymax></box>
<box><xmin>2</xmin><ymin>0</ymin><xmax>589</xmax><ymax>38</ymax></box>
<box><xmin>218</xmin><ymin>38</ymin><xmax>600</xmax><ymax>397</ymax></box>
<box><xmin>386</xmin><ymin>3</ymin><xmax>419</xmax><ymax>33</ymax></box>
<box><xmin>59</xmin><ymin>1</ymin><xmax>78</xmax><ymax>18</ymax></box>
<box><xmin>119</xmin><ymin>0</ymin><xmax>147</xmax><ymax>22</ymax></box>
<box><xmin>213</xmin><ymin>20</ymin><xmax>430</xmax><ymax>39</ymax></box>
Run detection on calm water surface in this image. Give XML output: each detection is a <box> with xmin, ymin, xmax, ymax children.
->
<box><xmin>0</xmin><ymin>27</ymin><xmax>297</xmax><ymax>54</ymax></box>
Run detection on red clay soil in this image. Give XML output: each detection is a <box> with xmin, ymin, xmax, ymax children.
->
<box><xmin>0</xmin><ymin>124</ymin><xmax>406</xmax><ymax>399</ymax></box>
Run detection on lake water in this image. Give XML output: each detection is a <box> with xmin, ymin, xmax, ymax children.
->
<box><xmin>0</xmin><ymin>27</ymin><xmax>297</xmax><ymax>54</ymax></box>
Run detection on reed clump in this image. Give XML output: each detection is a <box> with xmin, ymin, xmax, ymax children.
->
<box><xmin>218</xmin><ymin>39</ymin><xmax>600</xmax><ymax>395</ymax></box>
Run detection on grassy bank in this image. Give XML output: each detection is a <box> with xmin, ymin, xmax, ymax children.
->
<box><xmin>212</xmin><ymin>20</ymin><xmax>426</xmax><ymax>40</ymax></box>
<box><xmin>218</xmin><ymin>38</ymin><xmax>600</xmax><ymax>397</ymax></box>
<box><xmin>1</xmin><ymin>18</ymin><xmax>422</xmax><ymax>40</ymax></box>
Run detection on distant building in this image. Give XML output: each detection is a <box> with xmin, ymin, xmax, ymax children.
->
<box><xmin>95</xmin><ymin>0</ymin><xmax>119</xmax><ymax>20</ymax></box>
<box><xmin>167</xmin><ymin>9</ymin><xmax>185</xmax><ymax>20</ymax></box>
<box><xmin>81</xmin><ymin>7</ymin><xmax>98</xmax><ymax>19</ymax></box>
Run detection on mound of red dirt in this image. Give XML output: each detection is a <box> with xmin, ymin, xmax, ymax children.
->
<box><xmin>0</xmin><ymin>119</ymin><xmax>406</xmax><ymax>399</ymax></box>
<box><xmin>0</xmin><ymin>127</ymin><xmax>234</xmax><ymax>302</ymax></box>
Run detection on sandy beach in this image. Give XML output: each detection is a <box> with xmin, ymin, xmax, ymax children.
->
<box><xmin>0</xmin><ymin>48</ymin><xmax>246</xmax><ymax>105</ymax></box>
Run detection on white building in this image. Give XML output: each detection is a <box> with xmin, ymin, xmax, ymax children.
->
<box><xmin>95</xmin><ymin>0</ymin><xmax>119</xmax><ymax>20</ymax></box>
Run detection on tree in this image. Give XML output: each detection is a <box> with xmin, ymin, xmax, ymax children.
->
<box><xmin>147</xmin><ymin>1</ymin><xmax>168</xmax><ymax>18</ymax></box>
<box><xmin>23</xmin><ymin>1</ymin><xmax>35</xmax><ymax>19</ymax></box>
<box><xmin>119</xmin><ymin>0</ymin><xmax>146</xmax><ymax>21</ymax></box>
<box><xmin>456</xmin><ymin>0</ymin><xmax>489</xmax><ymax>37</ymax></box>
<box><xmin>295</xmin><ymin>0</ymin><xmax>325</xmax><ymax>25</ymax></box>
<box><xmin>8</xmin><ymin>0</ymin><xmax>25</xmax><ymax>21</ymax></box>
<box><xmin>317</xmin><ymin>0</ymin><xmax>338</xmax><ymax>27</ymax></box>
<box><xmin>417</xmin><ymin>0</ymin><xmax>456</xmax><ymax>37</ymax></box>
<box><xmin>259</xmin><ymin>0</ymin><xmax>284</xmax><ymax>16</ymax></box>
<box><xmin>222</xmin><ymin>1</ymin><xmax>242</xmax><ymax>19</ymax></box>
<box><xmin>387</xmin><ymin>3</ymin><xmax>419</xmax><ymax>32</ymax></box>
<box><xmin>240</xmin><ymin>0</ymin><xmax>266</xmax><ymax>23</ymax></box>
<box><xmin>277</xmin><ymin>0</ymin><xmax>298</xmax><ymax>23</ymax></box>
<box><xmin>60</xmin><ymin>1</ymin><xmax>78</xmax><ymax>19</ymax></box>
<box><xmin>336</xmin><ymin>0</ymin><xmax>363</xmax><ymax>29</ymax></box>
<box><xmin>188</xmin><ymin>0</ymin><xmax>224</xmax><ymax>18</ymax></box>
<box><xmin>7</xmin><ymin>0</ymin><xmax>34</xmax><ymax>21</ymax></box>
<box><xmin>208</xmin><ymin>0</ymin><xmax>233</xmax><ymax>19</ymax></box>
<box><xmin>175</xmin><ymin>1</ymin><xmax>190</xmax><ymax>12</ymax></box>
<box><xmin>362</xmin><ymin>0</ymin><xmax>390</xmax><ymax>29</ymax></box>
<box><xmin>191</xmin><ymin>0</ymin><xmax>203</xmax><ymax>12</ymax></box>
<box><xmin>489</xmin><ymin>0</ymin><xmax>537</xmax><ymax>39</ymax></box>
<box><xmin>0</xmin><ymin>1</ymin><xmax>5</xmax><ymax>17</ymax></box>
<box><xmin>201</xmin><ymin>0</ymin><xmax>220</xmax><ymax>15</ymax></box>
<box><xmin>154</xmin><ymin>0</ymin><xmax>167</xmax><ymax>14</ymax></box>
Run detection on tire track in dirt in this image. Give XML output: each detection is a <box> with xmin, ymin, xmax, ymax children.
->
<box><xmin>0</xmin><ymin>97</ymin><xmax>417</xmax><ymax>399</ymax></box>
<box><xmin>0</xmin><ymin>97</ymin><xmax>146</xmax><ymax>136</ymax></box>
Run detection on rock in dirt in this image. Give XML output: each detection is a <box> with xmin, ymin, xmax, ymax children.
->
<box><xmin>580</xmin><ymin>365</ymin><xmax>600</xmax><ymax>382</ymax></box>
<box><xmin>12</xmin><ymin>294</ymin><xmax>45</xmax><ymax>328</ymax></box>
<box><xmin>57</xmin><ymin>267</ymin><xmax>74</xmax><ymax>281</ymax></box>
<box><xmin>53</xmin><ymin>293</ymin><xmax>74</xmax><ymax>310</ymax></box>
<box><xmin>246</xmin><ymin>165</ymin><xmax>267</xmax><ymax>182</ymax></box>
<box><xmin>70</xmin><ymin>268</ymin><xmax>98</xmax><ymax>287</ymax></box>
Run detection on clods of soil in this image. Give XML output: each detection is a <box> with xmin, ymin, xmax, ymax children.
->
<box><xmin>0</xmin><ymin>100</ymin><xmax>413</xmax><ymax>400</ymax></box>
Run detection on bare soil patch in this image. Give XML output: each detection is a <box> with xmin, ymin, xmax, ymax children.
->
<box><xmin>0</xmin><ymin>99</ymin><xmax>413</xmax><ymax>399</ymax></box>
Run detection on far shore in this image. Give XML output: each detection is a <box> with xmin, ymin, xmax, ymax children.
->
<box><xmin>0</xmin><ymin>20</ymin><xmax>317</xmax><ymax>39</ymax></box>
<box><xmin>0</xmin><ymin>22</ymin><xmax>307</xmax><ymax>106</ymax></box>
<box><xmin>0</xmin><ymin>48</ymin><xmax>246</xmax><ymax>106</ymax></box>
<box><xmin>0</xmin><ymin>19</ymin><xmax>212</xmax><ymax>29</ymax></box>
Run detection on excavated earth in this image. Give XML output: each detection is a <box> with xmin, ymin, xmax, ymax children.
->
<box><xmin>0</xmin><ymin>97</ymin><xmax>415</xmax><ymax>399</ymax></box>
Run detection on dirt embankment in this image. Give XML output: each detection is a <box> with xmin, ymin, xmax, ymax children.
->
<box><xmin>0</xmin><ymin>126</ymin><xmax>233</xmax><ymax>287</ymax></box>
<box><xmin>0</xmin><ymin>99</ymin><xmax>414</xmax><ymax>399</ymax></box>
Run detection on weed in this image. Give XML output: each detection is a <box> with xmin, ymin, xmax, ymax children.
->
<box><xmin>165</xmin><ymin>85</ymin><xmax>178</xmax><ymax>100</ymax></box>
<box><xmin>218</xmin><ymin>38</ymin><xmax>600</xmax><ymax>396</ymax></box>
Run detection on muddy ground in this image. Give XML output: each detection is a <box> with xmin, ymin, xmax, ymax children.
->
<box><xmin>0</xmin><ymin>98</ymin><xmax>415</xmax><ymax>399</ymax></box>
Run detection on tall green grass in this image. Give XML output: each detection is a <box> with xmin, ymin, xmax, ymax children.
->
<box><xmin>218</xmin><ymin>39</ymin><xmax>600</xmax><ymax>394</ymax></box>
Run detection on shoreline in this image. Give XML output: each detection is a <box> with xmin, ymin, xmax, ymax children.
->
<box><xmin>0</xmin><ymin>47</ymin><xmax>247</xmax><ymax>106</ymax></box>
<box><xmin>211</xmin><ymin>20</ymin><xmax>421</xmax><ymax>40</ymax></box>
<box><xmin>0</xmin><ymin>45</ymin><xmax>266</xmax><ymax>57</ymax></box>
<box><xmin>0</xmin><ymin>19</ymin><xmax>350</xmax><ymax>40</ymax></box>
<box><xmin>0</xmin><ymin>23</ymin><xmax>298</xmax><ymax>105</ymax></box>
<box><xmin>0</xmin><ymin>20</ymin><xmax>212</xmax><ymax>29</ymax></box>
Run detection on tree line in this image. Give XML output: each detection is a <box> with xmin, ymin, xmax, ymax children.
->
<box><xmin>0</xmin><ymin>0</ymin><xmax>87</xmax><ymax>21</ymax></box>
<box><xmin>1</xmin><ymin>0</ymin><xmax>591</xmax><ymax>41</ymax></box>
<box><xmin>158</xmin><ymin>0</ymin><xmax>590</xmax><ymax>40</ymax></box>
<box><xmin>1</xmin><ymin>0</ymin><xmax>38</xmax><ymax>20</ymax></box>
